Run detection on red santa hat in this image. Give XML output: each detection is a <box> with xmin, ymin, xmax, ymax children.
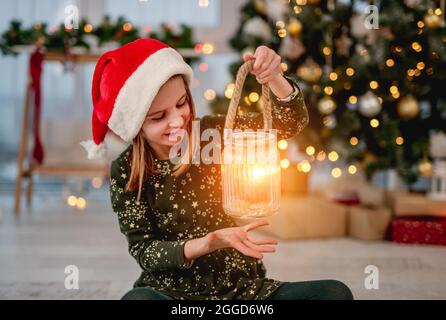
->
<box><xmin>80</xmin><ymin>38</ymin><xmax>194</xmax><ymax>160</ymax></box>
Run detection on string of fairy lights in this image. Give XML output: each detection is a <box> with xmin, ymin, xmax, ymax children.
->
<box><xmin>65</xmin><ymin>177</ymin><xmax>104</xmax><ymax>210</ymax></box>
<box><xmin>79</xmin><ymin>22</ymin><xmax>215</xmax><ymax>52</ymax></box>
<box><xmin>276</xmin><ymin>138</ymin><xmax>357</xmax><ymax>179</ymax></box>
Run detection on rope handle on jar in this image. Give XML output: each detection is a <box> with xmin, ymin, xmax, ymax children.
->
<box><xmin>224</xmin><ymin>60</ymin><xmax>272</xmax><ymax>131</ymax></box>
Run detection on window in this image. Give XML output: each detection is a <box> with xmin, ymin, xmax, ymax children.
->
<box><xmin>105</xmin><ymin>0</ymin><xmax>220</xmax><ymax>28</ymax></box>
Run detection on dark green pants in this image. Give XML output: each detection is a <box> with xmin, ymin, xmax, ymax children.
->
<box><xmin>121</xmin><ymin>280</ymin><xmax>353</xmax><ymax>300</ymax></box>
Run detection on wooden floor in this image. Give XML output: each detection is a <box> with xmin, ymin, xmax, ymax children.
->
<box><xmin>1</xmin><ymin>192</ymin><xmax>445</xmax><ymax>300</ymax></box>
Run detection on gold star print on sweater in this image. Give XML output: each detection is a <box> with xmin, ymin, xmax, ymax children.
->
<box><xmin>109</xmin><ymin>75</ymin><xmax>308</xmax><ymax>300</ymax></box>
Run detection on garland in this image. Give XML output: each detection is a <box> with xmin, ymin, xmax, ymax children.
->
<box><xmin>1</xmin><ymin>16</ymin><xmax>197</xmax><ymax>56</ymax></box>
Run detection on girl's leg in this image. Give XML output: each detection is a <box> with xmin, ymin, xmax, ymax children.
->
<box><xmin>268</xmin><ymin>280</ymin><xmax>354</xmax><ymax>300</ymax></box>
<box><xmin>121</xmin><ymin>287</ymin><xmax>175</xmax><ymax>300</ymax></box>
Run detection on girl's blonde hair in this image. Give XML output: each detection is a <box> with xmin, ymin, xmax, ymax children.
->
<box><xmin>125</xmin><ymin>74</ymin><xmax>198</xmax><ymax>202</ymax></box>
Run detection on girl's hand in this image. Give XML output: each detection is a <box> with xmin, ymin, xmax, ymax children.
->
<box><xmin>205</xmin><ymin>220</ymin><xmax>278</xmax><ymax>259</ymax></box>
<box><xmin>243</xmin><ymin>46</ymin><xmax>282</xmax><ymax>84</ymax></box>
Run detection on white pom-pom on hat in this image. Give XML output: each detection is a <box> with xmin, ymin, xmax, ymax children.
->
<box><xmin>80</xmin><ymin>140</ymin><xmax>107</xmax><ymax>160</ymax></box>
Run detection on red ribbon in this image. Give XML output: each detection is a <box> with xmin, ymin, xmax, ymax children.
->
<box><xmin>29</xmin><ymin>48</ymin><xmax>44</xmax><ymax>164</ymax></box>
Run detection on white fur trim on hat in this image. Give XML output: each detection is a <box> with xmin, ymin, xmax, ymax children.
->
<box><xmin>108</xmin><ymin>47</ymin><xmax>193</xmax><ymax>143</ymax></box>
<box><xmin>80</xmin><ymin>140</ymin><xmax>107</xmax><ymax>160</ymax></box>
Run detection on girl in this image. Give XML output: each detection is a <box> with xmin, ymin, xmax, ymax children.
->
<box><xmin>81</xmin><ymin>38</ymin><xmax>353</xmax><ymax>300</ymax></box>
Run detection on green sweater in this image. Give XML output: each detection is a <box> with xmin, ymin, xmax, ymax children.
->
<box><xmin>109</xmin><ymin>75</ymin><xmax>308</xmax><ymax>300</ymax></box>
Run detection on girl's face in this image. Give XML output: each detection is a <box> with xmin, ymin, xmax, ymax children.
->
<box><xmin>141</xmin><ymin>76</ymin><xmax>192</xmax><ymax>160</ymax></box>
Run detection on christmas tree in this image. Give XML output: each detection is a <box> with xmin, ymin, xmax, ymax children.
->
<box><xmin>210</xmin><ymin>0</ymin><xmax>446</xmax><ymax>186</ymax></box>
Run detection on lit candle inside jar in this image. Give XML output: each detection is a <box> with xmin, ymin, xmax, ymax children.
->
<box><xmin>222</xmin><ymin>130</ymin><xmax>280</xmax><ymax>218</ymax></box>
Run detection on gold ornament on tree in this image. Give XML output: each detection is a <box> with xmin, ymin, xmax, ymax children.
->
<box><xmin>287</xmin><ymin>18</ymin><xmax>303</xmax><ymax>38</ymax></box>
<box><xmin>418</xmin><ymin>157</ymin><xmax>433</xmax><ymax>177</ymax></box>
<box><xmin>318</xmin><ymin>96</ymin><xmax>337</xmax><ymax>115</ymax></box>
<box><xmin>397</xmin><ymin>95</ymin><xmax>420</xmax><ymax>119</ymax></box>
<box><xmin>424</xmin><ymin>11</ymin><xmax>443</xmax><ymax>28</ymax></box>
<box><xmin>297</xmin><ymin>57</ymin><xmax>322</xmax><ymax>83</ymax></box>
<box><xmin>254</xmin><ymin>0</ymin><xmax>267</xmax><ymax>15</ymax></box>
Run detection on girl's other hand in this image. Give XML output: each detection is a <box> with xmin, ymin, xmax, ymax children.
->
<box><xmin>205</xmin><ymin>220</ymin><xmax>278</xmax><ymax>259</ymax></box>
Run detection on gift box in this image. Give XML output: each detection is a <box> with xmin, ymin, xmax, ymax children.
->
<box><xmin>391</xmin><ymin>216</ymin><xmax>446</xmax><ymax>246</ymax></box>
<box><xmin>348</xmin><ymin>206</ymin><xmax>392</xmax><ymax>241</ymax></box>
<box><xmin>385</xmin><ymin>192</ymin><xmax>446</xmax><ymax>217</ymax></box>
<box><xmin>329</xmin><ymin>192</ymin><xmax>360</xmax><ymax>206</ymax></box>
<box><xmin>243</xmin><ymin>196</ymin><xmax>348</xmax><ymax>240</ymax></box>
<box><xmin>322</xmin><ymin>174</ymin><xmax>383</xmax><ymax>206</ymax></box>
<box><xmin>281</xmin><ymin>167</ymin><xmax>308</xmax><ymax>195</ymax></box>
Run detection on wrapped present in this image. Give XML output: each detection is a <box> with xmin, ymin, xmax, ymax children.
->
<box><xmin>391</xmin><ymin>216</ymin><xmax>446</xmax><ymax>246</ymax></box>
<box><xmin>328</xmin><ymin>191</ymin><xmax>360</xmax><ymax>206</ymax></box>
<box><xmin>280</xmin><ymin>166</ymin><xmax>308</xmax><ymax>195</ymax></box>
<box><xmin>348</xmin><ymin>206</ymin><xmax>392</xmax><ymax>241</ymax></box>
<box><xmin>240</xmin><ymin>196</ymin><xmax>348</xmax><ymax>240</ymax></box>
<box><xmin>357</xmin><ymin>183</ymin><xmax>385</xmax><ymax>208</ymax></box>
<box><xmin>385</xmin><ymin>192</ymin><xmax>446</xmax><ymax>217</ymax></box>
<box><xmin>322</xmin><ymin>173</ymin><xmax>383</xmax><ymax>206</ymax></box>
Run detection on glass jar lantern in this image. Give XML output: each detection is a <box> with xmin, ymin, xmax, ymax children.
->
<box><xmin>221</xmin><ymin>60</ymin><xmax>281</xmax><ymax>219</ymax></box>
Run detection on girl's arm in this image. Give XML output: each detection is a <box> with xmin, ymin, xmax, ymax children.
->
<box><xmin>268</xmin><ymin>73</ymin><xmax>295</xmax><ymax>99</ymax></box>
<box><xmin>199</xmin><ymin>47</ymin><xmax>307</xmax><ymax>144</ymax></box>
<box><xmin>247</xmin><ymin>45</ymin><xmax>297</xmax><ymax>100</ymax></box>
<box><xmin>200</xmin><ymin>72</ymin><xmax>307</xmax><ymax>141</ymax></box>
<box><xmin>110</xmin><ymin>155</ymin><xmax>194</xmax><ymax>272</ymax></box>
<box><xmin>237</xmin><ymin>45</ymin><xmax>308</xmax><ymax>139</ymax></box>
<box><xmin>184</xmin><ymin>221</ymin><xmax>278</xmax><ymax>262</ymax></box>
